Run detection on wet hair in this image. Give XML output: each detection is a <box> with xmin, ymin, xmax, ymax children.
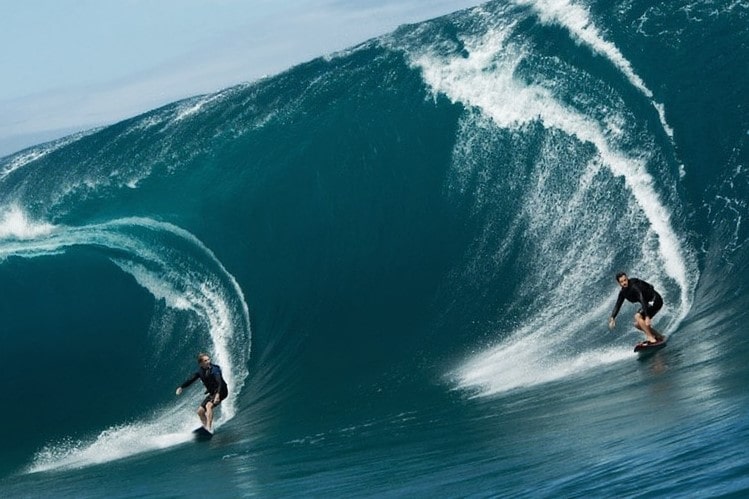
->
<box><xmin>197</xmin><ymin>352</ymin><xmax>210</xmax><ymax>363</ymax></box>
<box><xmin>615</xmin><ymin>271</ymin><xmax>627</xmax><ymax>281</ymax></box>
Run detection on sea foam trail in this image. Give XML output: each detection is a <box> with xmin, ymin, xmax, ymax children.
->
<box><xmin>510</xmin><ymin>0</ymin><xmax>675</xmax><ymax>138</ymax></box>
<box><xmin>0</xmin><ymin>214</ymin><xmax>251</xmax><ymax>472</ymax></box>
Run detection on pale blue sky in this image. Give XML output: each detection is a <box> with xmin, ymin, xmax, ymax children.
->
<box><xmin>0</xmin><ymin>0</ymin><xmax>481</xmax><ymax>157</ymax></box>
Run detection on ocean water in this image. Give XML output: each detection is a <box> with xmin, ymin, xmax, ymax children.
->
<box><xmin>1</xmin><ymin>0</ymin><xmax>748</xmax><ymax>496</ymax></box>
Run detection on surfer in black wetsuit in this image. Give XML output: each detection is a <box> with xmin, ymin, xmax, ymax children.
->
<box><xmin>608</xmin><ymin>272</ymin><xmax>665</xmax><ymax>345</ymax></box>
<box><xmin>175</xmin><ymin>353</ymin><xmax>228</xmax><ymax>432</ymax></box>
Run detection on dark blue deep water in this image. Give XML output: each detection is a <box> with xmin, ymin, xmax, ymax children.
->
<box><xmin>2</xmin><ymin>1</ymin><xmax>748</xmax><ymax>496</ymax></box>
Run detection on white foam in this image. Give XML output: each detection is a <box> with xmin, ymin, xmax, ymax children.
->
<box><xmin>456</xmin><ymin>340</ymin><xmax>632</xmax><ymax>397</ymax></box>
<box><xmin>510</xmin><ymin>0</ymin><xmax>674</xmax><ymax>138</ymax></box>
<box><xmin>112</xmin><ymin>259</ymin><xmax>193</xmax><ymax>311</ymax></box>
<box><xmin>0</xmin><ymin>205</ymin><xmax>56</xmax><ymax>241</ymax></box>
<box><xmin>27</xmin><ymin>409</ymin><xmax>195</xmax><ymax>473</ymax></box>
<box><xmin>513</xmin><ymin>0</ymin><xmax>651</xmax><ymax>96</ymax></box>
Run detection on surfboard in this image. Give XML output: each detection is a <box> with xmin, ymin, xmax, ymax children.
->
<box><xmin>634</xmin><ymin>337</ymin><xmax>667</xmax><ymax>353</ymax></box>
<box><xmin>193</xmin><ymin>426</ymin><xmax>213</xmax><ymax>440</ymax></box>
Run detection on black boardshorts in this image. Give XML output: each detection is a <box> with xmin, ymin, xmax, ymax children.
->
<box><xmin>201</xmin><ymin>392</ymin><xmax>227</xmax><ymax>410</ymax></box>
<box><xmin>638</xmin><ymin>292</ymin><xmax>663</xmax><ymax>319</ymax></box>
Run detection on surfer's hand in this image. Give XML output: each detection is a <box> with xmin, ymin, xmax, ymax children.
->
<box><xmin>608</xmin><ymin>317</ymin><xmax>616</xmax><ymax>330</ymax></box>
<box><xmin>176</xmin><ymin>387</ymin><xmax>182</xmax><ymax>396</ymax></box>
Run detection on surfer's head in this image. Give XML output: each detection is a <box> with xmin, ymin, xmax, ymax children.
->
<box><xmin>615</xmin><ymin>272</ymin><xmax>629</xmax><ymax>288</ymax></box>
<box><xmin>197</xmin><ymin>352</ymin><xmax>211</xmax><ymax>365</ymax></box>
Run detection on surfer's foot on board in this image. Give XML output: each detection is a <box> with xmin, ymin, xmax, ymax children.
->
<box><xmin>641</xmin><ymin>337</ymin><xmax>665</xmax><ymax>346</ymax></box>
<box><xmin>640</xmin><ymin>334</ymin><xmax>663</xmax><ymax>345</ymax></box>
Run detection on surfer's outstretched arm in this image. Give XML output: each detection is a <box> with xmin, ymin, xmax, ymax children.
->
<box><xmin>609</xmin><ymin>291</ymin><xmax>625</xmax><ymax>329</ymax></box>
<box><xmin>176</xmin><ymin>373</ymin><xmax>200</xmax><ymax>395</ymax></box>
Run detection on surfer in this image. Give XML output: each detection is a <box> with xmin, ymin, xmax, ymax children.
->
<box><xmin>175</xmin><ymin>353</ymin><xmax>229</xmax><ymax>432</ymax></box>
<box><xmin>608</xmin><ymin>272</ymin><xmax>665</xmax><ymax>345</ymax></box>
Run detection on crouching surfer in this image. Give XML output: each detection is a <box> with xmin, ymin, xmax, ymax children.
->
<box><xmin>608</xmin><ymin>272</ymin><xmax>665</xmax><ymax>345</ymax></box>
<box><xmin>176</xmin><ymin>352</ymin><xmax>228</xmax><ymax>432</ymax></box>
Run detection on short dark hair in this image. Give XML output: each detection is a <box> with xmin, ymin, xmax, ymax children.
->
<box><xmin>615</xmin><ymin>271</ymin><xmax>627</xmax><ymax>281</ymax></box>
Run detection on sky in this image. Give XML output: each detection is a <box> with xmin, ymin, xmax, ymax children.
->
<box><xmin>0</xmin><ymin>0</ymin><xmax>483</xmax><ymax>157</ymax></box>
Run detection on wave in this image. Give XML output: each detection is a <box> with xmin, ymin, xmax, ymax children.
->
<box><xmin>0</xmin><ymin>0</ymin><xmax>744</xmax><ymax>480</ymax></box>
<box><xmin>382</xmin><ymin>2</ymin><xmax>699</xmax><ymax>395</ymax></box>
<box><xmin>0</xmin><ymin>211</ymin><xmax>250</xmax><ymax>472</ymax></box>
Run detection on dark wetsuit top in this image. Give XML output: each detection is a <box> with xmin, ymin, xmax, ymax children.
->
<box><xmin>611</xmin><ymin>278</ymin><xmax>662</xmax><ymax>319</ymax></box>
<box><xmin>180</xmin><ymin>363</ymin><xmax>229</xmax><ymax>399</ymax></box>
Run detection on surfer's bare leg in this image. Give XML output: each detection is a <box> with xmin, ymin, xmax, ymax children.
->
<box><xmin>634</xmin><ymin>313</ymin><xmax>661</xmax><ymax>343</ymax></box>
<box><xmin>204</xmin><ymin>402</ymin><xmax>215</xmax><ymax>431</ymax></box>
<box><xmin>198</xmin><ymin>406</ymin><xmax>208</xmax><ymax>429</ymax></box>
<box><xmin>650</xmin><ymin>326</ymin><xmax>664</xmax><ymax>342</ymax></box>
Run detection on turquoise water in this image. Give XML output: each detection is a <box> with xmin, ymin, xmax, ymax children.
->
<box><xmin>1</xmin><ymin>1</ymin><xmax>748</xmax><ymax>496</ymax></box>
